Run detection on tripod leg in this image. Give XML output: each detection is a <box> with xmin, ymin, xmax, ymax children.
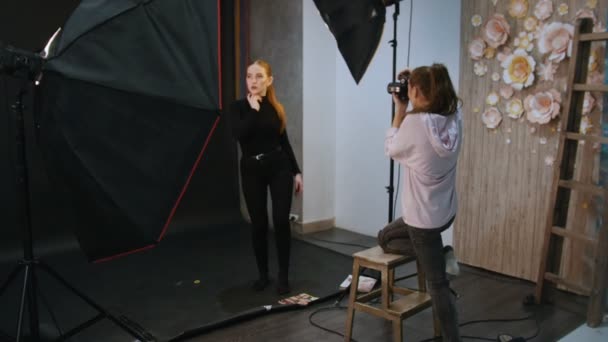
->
<box><xmin>27</xmin><ymin>266</ymin><xmax>41</xmax><ymax>341</ymax></box>
<box><xmin>16</xmin><ymin>265</ymin><xmax>30</xmax><ymax>342</ymax></box>
<box><xmin>38</xmin><ymin>261</ymin><xmax>154</xmax><ymax>341</ymax></box>
<box><xmin>0</xmin><ymin>265</ymin><xmax>24</xmax><ymax>297</ymax></box>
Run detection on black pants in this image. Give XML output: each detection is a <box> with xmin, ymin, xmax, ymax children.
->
<box><xmin>240</xmin><ymin>152</ymin><xmax>294</xmax><ymax>281</ymax></box>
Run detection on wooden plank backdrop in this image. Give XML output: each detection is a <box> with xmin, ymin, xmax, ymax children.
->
<box><xmin>455</xmin><ymin>0</ymin><xmax>607</xmax><ymax>284</ymax></box>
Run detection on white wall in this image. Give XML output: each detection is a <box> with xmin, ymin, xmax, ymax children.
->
<box><xmin>302</xmin><ymin>0</ymin><xmax>336</xmax><ymax>224</ymax></box>
<box><xmin>302</xmin><ymin>0</ymin><xmax>462</xmax><ymax>243</ymax></box>
<box><xmin>333</xmin><ymin>0</ymin><xmax>462</xmax><ymax>243</ymax></box>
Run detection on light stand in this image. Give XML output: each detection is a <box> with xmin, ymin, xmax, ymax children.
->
<box><xmin>0</xmin><ymin>46</ymin><xmax>154</xmax><ymax>342</ymax></box>
<box><xmin>386</xmin><ymin>0</ymin><xmax>400</xmax><ymax>223</ymax></box>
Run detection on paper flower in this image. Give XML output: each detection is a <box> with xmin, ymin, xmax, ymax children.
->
<box><xmin>583</xmin><ymin>92</ymin><xmax>595</xmax><ymax>115</ymax></box>
<box><xmin>588</xmin><ymin>71</ymin><xmax>604</xmax><ymax>84</ymax></box>
<box><xmin>474</xmin><ymin>61</ymin><xmax>488</xmax><ymax>76</ymax></box>
<box><xmin>509</xmin><ymin>0</ymin><xmax>528</xmax><ymax>18</ymax></box>
<box><xmin>580</xmin><ymin>116</ymin><xmax>593</xmax><ymax>134</ymax></box>
<box><xmin>482</xmin><ymin>14</ymin><xmax>510</xmax><ymax>48</ymax></box>
<box><xmin>492</xmin><ymin>72</ymin><xmax>501</xmax><ymax>81</ymax></box>
<box><xmin>525</xmin><ymin>89</ymin><xmax>561</xmax><ymax>124</ymax></box>
<box><xmin>524</xmin><ymin>17</ymin><xmax>539</xmax><ymax>32</ymax></box>
<box><xmin>514</xmin><ymin>32</ymin><xmax>534</xmax><ymax>52</ymax></box>
<box><xmin>540</xmin><ymin>137</ymin><xmax>547</xmax><ymax>144</ymax></box>
<box><xmin>469</xmin><ymin>38</ymin><xmax>486</xmax><ymax>60</ymax></box>
<box><xmin>534</xmin><ymin>0</ymin><xmax>553</xmax><ymax>21</ymax></box>
<box><xmin>502</xmin><ymin>49</ymin><xmax>536</xmax><ymax>90</ymax></box>
<box><xmin>537</xmin><ymin>60</ymin><xmax>558</xmax><ymax>82</ymax></box>
<box><xmin>545</xmin><ymin>155</ymin><xmax>555</xmax><ymax>166</ymax></box>
<box><xmin>538</xmin><ymin>22</ymin><xmax>574</xmax><ymax>63</ymax></box>
<box><xmin>506</xmin><ymin>98</ymin><xmax>524</xmax><ymax>119</ymax></box>
<box><xmin>557</xmin><ymin>3</ymin><xmax>568</xmax><ymax>16</ymax></box>
<box><xmin>587</xmin><ymin>0</ymin><xmax>597</xmax><ymax>9</ymax></box>
<box><xmin>500</xmin><ymin>84</ymin><xmax>514</xmax><ymax>99</ymax></box>
<box><xmin>482</xmin><ymin>107</ymin><xmax>503</xmax><ymax>129</ymax></box>
<box><xmin>484</xmin><ymin>47</ymin><xmax>496</xmax><ymax>59</ymax></box>
<box><xmin>471</xmin><ymin>14</ymin><xmax>483</xmax><ymax>27</ymax></box>
<box><xmin>486</xmin><ymin>91</ymin><xmax>500</xmax><ymax>105</ymax></box>
<box><xmin>492</xmin><ymin>0</ymin><xmax>498</xmax><ymax>5</ymax></box>
<box><xmin>497</xmin><ymin>47</ymin><xmax>512</xmax><ymax>63</ymax></box>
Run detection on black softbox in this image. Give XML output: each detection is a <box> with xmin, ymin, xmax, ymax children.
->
<box><xmin>36</xmin><ymin>0</ymin><xmax>222</xmax><ymax>262</ymax></box>
<box><xmin>313</xmin><ymin>0</ymin><xmax>386</xmax><ymax>83</ymax></box>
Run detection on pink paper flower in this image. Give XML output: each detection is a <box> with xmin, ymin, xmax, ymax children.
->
<box><xmin>537</xmin><ymin>60</ymin><xmax>558</xmax><ymax>82</ymax></box>
<box><xmin>538</xmin><ymin>22</ymin><xmax>574</xmax><ymax>63</ymax></box>
<box><xmin>469</xmin><ymin>38</ymin><xmax>486</xmax><ymax>60</ymax></box>
<box><xmin>534</xmin><ymin>0</ymin><xmax>553</xmax><ymax>21</ymax></box>
<box><xmin>481</xmin><ymin>107</ymin><xmax>503</xmax><ymax>129</ymax></box>
<box><xmin>501</xmin><ymin>49</ymin><xmax>536</xmax><ymax>90</ymax></box>
<box><xmin>525</xmin><ymin>89</ymin><xmax>562</xmax><ymax>124</ymax></box>
<box><xmin>583</xmin><ymin>92</ymin><xmax>595</xmax><ymax>115</ymax></box>
<box><xmin>500</xmin><ymin>84</ymin><xmax>514</xmax><ymax>99</ymax></box>
<box><xmin>497</xmin><ymin>47</ymin><xmax>512</xmax><ymax>63</ymax></box>
<box><xmin>509</xmin><ymin>0</ymin><xmax>529</xmax><ymax>19</ymax></box>
<box><xmin>482</xmin><ymin>14</ymin><xmax>511</xmax><ymax>48</ymax></box>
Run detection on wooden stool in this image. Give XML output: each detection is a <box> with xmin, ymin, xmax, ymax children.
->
<box><xmin>344</xmin><ymin>246</ymin><xmax>440</xmax><ymax>342</ymax></box>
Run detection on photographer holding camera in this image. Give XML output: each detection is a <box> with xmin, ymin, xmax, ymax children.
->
<box><xmin>380</xmin><ymin>63</ymin><xmax>462</xmax><ymax>341</ymax></box>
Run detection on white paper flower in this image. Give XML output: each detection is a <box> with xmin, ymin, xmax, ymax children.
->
<box><xmin>524</xmin><ymin>17</ymin><xmax>539</xmax><ymax>31</ymax></box>
<box><xmin>537</xmin><ymin>60</ymin><xmax>558</xmax><ymax>82</ymax></box>
<box><xmin>509</xmin><ymin>0</ymin><xmax>528</xmax><ymax>19</ymax></box>
<box><xmin>514</xmin><ymin>31</ymin><xmax>535</xmax><ymax>52</ymax></box>
<box><xmin>500</xmin><ymin>84</ymin><xmax>514</xmax><ymax>99</ymax></box>
<box><xmin>471</xmin><ymin>14</ymin><xmax>483</xmax><ymax>27</ymax></box>
<box><xmin>506</xmin><ymin>98</ymin><xmax>524</xmax><ymax>119</ymax></box>
<box><xmin>557</xmin><ymin>3</ymin><xmax>568</xmax><ymax>16</ymax></box>
<box><xmin>474</xmin><ymin>61</ymin><xmax>488</xmax><ymax>76</ymax></box>
<box><xmin>486</xmin><ymin>91</ymin><xmax>500</xmax><ymax>105</ymax></box>
<box><xmin>505</xmin><ymin>138</ymin><xmax>512</xmax><ymax>144</ymax></box>
<box><xmin>545</xmin><ymin>155</ymin><xmax>555</xmax><ymax>166</ymax></box>
<box><xmin>583</xmin><ymin>92</ymin><xmax>595</xmax><ymax>115</ymax></box>
<box><xmin>469</xmin><ymin>38</ymin><xmax>486</xmax><ymax>60</ymax></box>
<box><xmin>534</xmin><ymin>0</ymin><xmax>553</xmax><ymax>21</ymax></box>
<box><xmin>525</xmin><ymin>89</ymin><xmax>561</xmax><ymax>124</ymax></box>
<box><xmin>502</xmin><ymin>49</ymin><xmax>536</xmax><ymax>90</ymax></box>
<box><xmin>540</xmin><ymin>137</ymin><xmax>547</xmax><ymax>144</ymax></box>
<box><xmin>482</xmin><ymin>14</ymin><xmax>511</xmax><ymax>48</ymax></box>
<box><xmin>530</xmin><ymin>126</ymin><xmax>537</xmax><ymax>133</ymax></box>
<box><xmin>580</xmin><ymin>116</ymin><xmax>593</xmax><ymax>134</ymax></box>
<box><xmin>492</xmin><ymin>72</ymin><xmax>501</xmax><ymax>81</ymax></box>
<box><xmin>482</xmin><ymin>107</ymin><xmax>503</xmax><ymax>129</ymax></box>
<box><xmin>538</xmin><ymin>22</ymin><xmax>574</xmax><ymax>63</ymax></box>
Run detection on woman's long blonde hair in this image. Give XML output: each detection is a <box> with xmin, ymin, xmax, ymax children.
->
<box><xmin>251</xmin><ymin>59</ymin><xmax>286</xmax><ymax>132</ymax></box>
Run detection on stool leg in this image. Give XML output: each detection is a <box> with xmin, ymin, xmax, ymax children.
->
<box><xmin>392</xmin><ymin>318</ymin><xmax>403</xmax><ymax>342</ymax></box>
<box><xmin>389</xmin><ymin>267</ymin><xmax>395</xmax><ymax>302</ymax></box>
<box><xmin>344</xmin><ymin>259</ymin><xmax>361</xmax><ymax>341</ymax></box>
<box><xmin>381</xmin><ymin>265</ymin><xmax>389</xmax><ymax>309</ymax></box>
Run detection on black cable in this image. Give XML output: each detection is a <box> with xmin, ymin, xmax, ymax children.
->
<box><xmin>309</xmin><ymin>306</ymin><xmax>359</xmax><ymax>342</ymax></box>
<box><xmin>418</xmin><ymin>314</ymin><xmax>540</xmax><ymax>342</ymax></box>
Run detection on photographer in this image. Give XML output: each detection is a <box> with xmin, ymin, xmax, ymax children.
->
<box><xmin>379</xmin><ymin>63</ymin><xmax>462</xmax><ymax>341</ymax></box>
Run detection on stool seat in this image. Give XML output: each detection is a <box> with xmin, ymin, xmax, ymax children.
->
<box><xmin>345</xmin><ymin>246</ymin><xmax>439</xmax><ymax>342</ymax></box>
<box><xmin>353</xmin><ymin>246</ymin><xmax>415</xmax><ymax>266</ymax></box>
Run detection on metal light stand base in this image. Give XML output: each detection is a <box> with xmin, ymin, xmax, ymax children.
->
<box><xmin>0</xmin><ymin>84</ymin><xmax>155</xmax><ymax>342</ymax></box>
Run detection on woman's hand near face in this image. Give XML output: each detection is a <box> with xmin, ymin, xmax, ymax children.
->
<box><xmin>294</xmin><ymin>173</ymin><xmax>303</xmax><ymax>196</ymax></box>
<box><xmin>247</xmin><ymin>93</ymin><xmax>262</xmax><ymax>111</ymax></box>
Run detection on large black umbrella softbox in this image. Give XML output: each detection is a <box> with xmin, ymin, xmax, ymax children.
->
<box><xmin>313</xmin><ymin>0</ymin><xmax>386</xmax><ymax>83</ymax></box>
<box><xmin>38</xmin><ymin>0</ymin><xmax>222</xmax><ymax>262</ymax></box>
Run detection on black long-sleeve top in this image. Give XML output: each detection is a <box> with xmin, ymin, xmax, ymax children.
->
<box><xmin>231</xmin><ymin>96</ymin><xmax>301</xmax><ymax>174</ymax></box>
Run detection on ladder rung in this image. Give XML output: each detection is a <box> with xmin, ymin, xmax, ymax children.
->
<box><xmin>564</xmin><ymin>132</ymin><xmax>608</xmax><ymax>144</ymax></box>
<box><xmin>580</xmin><ymin>32</ymin><xmax>608</xmax><ymax>42</ymax></box>
<box><xmin>573</xmin><ymin>84</ymin><xmax>608</xmax><ymax>92</ymax></box>
<box><xmin>544</xmin><ymin>272</ymin><xmax>591</xmax><ymax>295</ymax></box>
<box><xmin>558</xmin><ymin>180</ymin><xmax>605</xmax><ymax>197</ymax></box>
<box><xmin>551</xmin><ymin>226</ymin><xmax>598</xmax><ymax>245</ymax></box>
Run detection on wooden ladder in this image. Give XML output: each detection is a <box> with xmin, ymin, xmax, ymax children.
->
<box><xmin>535</xmin><ymin>18</ymin><xmax>608</xmax><ymax>327</ymax></box>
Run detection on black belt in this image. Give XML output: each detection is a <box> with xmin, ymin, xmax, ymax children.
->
<box><xmin>249</xmin><ymin>146</ymin><xmax>282</xmax><ymax>161</ymax></box>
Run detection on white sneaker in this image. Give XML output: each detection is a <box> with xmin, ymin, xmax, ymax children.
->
<box><xmin>444</xmin><ymin>246</ymin><xmax>460</xmax><ymax>276</ymax></box>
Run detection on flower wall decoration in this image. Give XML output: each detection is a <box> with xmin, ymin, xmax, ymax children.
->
<box><xmin>537</xmin><ymin>22</ymin><xmax>574</xmax><ymax>63</ymax></box>
<box><xmin>501</xmin><ymin>49</ymin><xmax>536</xmax><ymax>89</ymax></box>
<box><xmin>506</xmin><ymin>98</ymin><xmax>525</xmax><ymax>118</ymax></box>
<box><xmin>482</xmin><ymin>14</ymin><xmax>511</xmax><ymax>48</ymax></box>
<box><xmin>534</xmin><ymin>0</ymin><xmax>553</xmax><ymax>20</ymax></box>
<box><xmin>509</xmin><ymin>0</ymin><xmax>529</xmax><ymax>18</ymax></box>
<box><xmin>482</xmin><ymin>107</ymin><xmax>503</xmax><ymax>129</ymax></box>
<box><xmin>524</xmin><ymin>89</ymin><xmax>562</xmax><ymax>124</ymax></box>
<box><xmin>469</xmin><ymin>38</ymin><xmax>486</xmax><ymax>60</ymax></box>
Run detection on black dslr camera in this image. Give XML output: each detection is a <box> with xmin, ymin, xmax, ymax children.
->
<box><xmin>387</xmin><ymin>70</ymin><xmax>410</xmax><ymax>101</ymax></box>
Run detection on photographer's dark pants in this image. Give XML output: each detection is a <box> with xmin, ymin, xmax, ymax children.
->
<box><xmin>240</xmin><ymin>151</ymin><xmax>293</xmax><ymax>283</ymax></box>
<box><xmin>378</xmin><ymin>217</ymin><xmax>461</xmax><ymax>342</ymax></box>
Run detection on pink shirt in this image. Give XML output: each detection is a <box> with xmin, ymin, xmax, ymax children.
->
<box><xmin>385</xmin><ymin>111</ymin><xmax>461</xmax><ymax>228</ymax></box>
